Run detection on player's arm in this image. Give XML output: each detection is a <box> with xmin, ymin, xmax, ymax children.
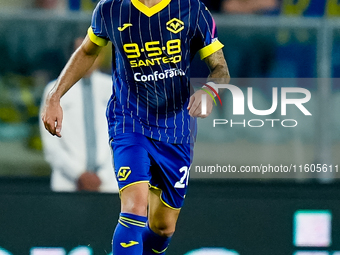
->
<box><xmin>188</xmin><ymin>49</ymin><xmax>230</xmax><ymax>118</ymax></box>
<box><xmin>41</xmin><ymin>35</ymin><xmax>104</xmax><ymax>137</ymax></box>
<box><xmin>205</xmin><ymin>49</ymin><xmax>230</xmax><ymax>84</ymax></box>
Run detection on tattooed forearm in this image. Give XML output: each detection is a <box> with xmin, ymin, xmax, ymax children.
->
<box><xmin>204</xmin><ymin>49</ymin><xmax>230</xmax><ymax>84</ymax></box>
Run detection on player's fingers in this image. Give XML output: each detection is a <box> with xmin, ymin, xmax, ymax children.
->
<box><xmin>189</xmin><ymin>101</ymin><xmax>202</xmax><ymax>117</ymax></box>
<box><xmin>189</xmin><ymin>95</ymin><xmax>203</xmax><ymax>116</ymax></box>
<box><xmin>189</xmin><ymin>101</ymin><xmax>198</xmax><ymax>116</ymax></box>
<box><xmin>41</xmin><ymin>107</ymin><xmax>54</xmax><ymax>133</ymax></box>
<box><xmin>42</xmin><ymin>113</ymin><xmax>60</xmax><ymax>137</ymax></box>
<box><xmin>198</xmin><ymin>102</ymin><xmax>213</xmax><ymax>118</ymax></box>
<box><xmin>187</xmin><ymin>95</ymin><xmax>195</xmax><ymax>110</ymax></box>
<box><xmin>42</xmin><ymin>116</ymin><xmax>55</xmax><ymax>135</ymax></box>
<box><xmin>48</xmin><ymin>121</ymin><xmax>57</xmax><ymax>136</ymax></box>
<box><xmin>197</xmin><ymin>109</ymin><xmax>211</xmax><ymax>118</ymax></box>
<box><xmin>198</xmin><ymin>95</ymin><xmax>214</xmax><ymax>118</ymax></box>
<box><xmin>55</xmin><ymin>116</ymin><xmax>63</xmax><ymax>138</ymax></box>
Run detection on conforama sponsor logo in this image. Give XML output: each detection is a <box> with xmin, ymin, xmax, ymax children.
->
<box><xmin>134</xmin><ymin>68</ymin><xmax>185</xmax><ymax>82</ymax></box>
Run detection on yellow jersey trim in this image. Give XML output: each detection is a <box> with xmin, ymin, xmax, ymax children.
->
<box><xmin>87</xmin><ymin>27</ymin><xmax>108</xmax><ymax>47</ymax></box>
<box><xmin>131</xmin><ymin>0</ymin><xmax>171</xmax><ymax>17</ymax></box>
<box><xmin>199</xmin><ymin>40</ymin><xmax>224</xmax><ymax>60</ymax></box>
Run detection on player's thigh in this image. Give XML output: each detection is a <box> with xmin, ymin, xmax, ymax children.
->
<box><xmin>120</xmin><ymin>182</ymin><xmax>149</xmax><ymax>216</ymax></box>
<box><xmin>149</xmin><ymin>140</ymin><xmax>193</xmax><ymax>210</ymax></box>
<box><xmin>111</xmin><ymin>133</ymin><xmax>152</xmax><ymax>216</ymax></box>
<box><xmin>148</xmin><ymin>188</ymin><xmax>181</xmax><ymax>237</ymax></box>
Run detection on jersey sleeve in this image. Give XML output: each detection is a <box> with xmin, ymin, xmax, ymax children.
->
<box><xmin>88</xmin><ymin>1</ymin><xmax>109</xmax><ymax>47</ymax></box>
<box><xmin>192</xmin><ymin>3</ymin><xmax>224</xmax><ymax>60</ymax></box>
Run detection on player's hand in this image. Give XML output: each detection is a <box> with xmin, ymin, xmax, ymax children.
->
<box><xmin>187</xmin><ymin>89</ymin><xmax>214</xmax><ymax>118</ymax></box>
<box><xmin>41</xmin><ymin>95</ymin><xmax>63</xmax><ymax>138</ymax></box>
<box><xmin>77</xmin><ymin>172</ymin><xmax>102</xmax><ymax>192</ymax></box>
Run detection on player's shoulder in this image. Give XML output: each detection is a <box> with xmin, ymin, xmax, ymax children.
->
<box><xmin>96</xmin><ymin>0</ymin><xmax>122</xmax><ymax>6</ymax></box>
<box><xmin>185</xmin><ymin>0</ymin><xmax>210</xmax><ymax>17</ymax></box>
<box><xmin>95</xmin><ymin>0</ymin><xmax>125</xmax><ymax>13</ymax></box>
<box><xmin>97</xmin><ymin>0</ymin><xmax>115</xmax><ymax>4</ymax></box>
<box><xmin>95</xmin><ymin>0</ymin><xmax>118</xmax><ymax>10</ymax></box>
<box><xmin>187</xmin><ymin>0</ymin><xmax>206</xmax><ymax>10</ymax></box>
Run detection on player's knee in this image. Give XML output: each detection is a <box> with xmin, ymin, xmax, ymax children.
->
<box><xmin>121</xmin><ymin>193</ymin><xmax>148</xmax><ymax>216</ymax></box>
<box><xmin>121</xmin><ymin>200</ymin><xmax>148</xmax><ymax>216</ymax></box>
<box><xmin>120</xmin><ymin>183</ymin><xmax>149</xmax><ymax>216</ymax></box>
<box><xmin>150</xmin><ymin>221</ymin><xmax>176</xmax><ymax>237</ymax></box>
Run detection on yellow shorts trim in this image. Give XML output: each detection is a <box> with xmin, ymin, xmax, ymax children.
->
<box><xmin>160</xmin><ymin>196</ymin><xmax>181</xmax><ymax>211</ymax></box>
<box><xmin>149</xmin><ymin>184</ymin><xmax>161</xmax><ymax>190</ymax></box>
<box><xmin>87</xmin><ymin>27</ymin><xmax>109</xmax><ymax>47</ymax></box>
<box><xmin>199</xmin><ymin>40</ymin><xmax>224</xmax><ymax>60</ymax></box>
<box><xmin>152</xmin><ymin>247</ymin><xmax>169</xmax><ymax>254</ymax></box>
<box><xmin>119</xmin><ymin>180</ymin><xmax>150</xmax><ymax>194</ymax></box>
<box><xmin>149</xmin><ymin>185</ymin><xmax>181</xmax><ymax>211</ymax></box>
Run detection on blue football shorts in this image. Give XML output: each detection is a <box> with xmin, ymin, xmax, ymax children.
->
<box><xmin>110</xmin><ymin>132</ymin><xmax>194</xmax><ymax>210</ymax></box>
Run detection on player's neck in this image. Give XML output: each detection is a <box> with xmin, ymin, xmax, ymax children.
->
<box><xmin>137</xmin><ymin>0</ymin><xmax>163</xmax><ymax>8</ymax></box>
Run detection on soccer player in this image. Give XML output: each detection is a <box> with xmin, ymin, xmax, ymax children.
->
<box><xmin>41</xmin><ymin>0</ymin><xmax>230</xmax><ymax>254</ymax></box>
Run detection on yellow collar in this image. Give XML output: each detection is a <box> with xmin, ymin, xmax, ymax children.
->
<box><xmin>131</xmin><ymin>0</ymin><xmax>171</xmax><ymax>17</ymax></box>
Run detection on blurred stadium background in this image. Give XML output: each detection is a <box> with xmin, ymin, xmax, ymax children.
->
<box><xmin>1</xmin><ymin>0</ymin><xmax>340</xmax><ymax>254</ymax></box>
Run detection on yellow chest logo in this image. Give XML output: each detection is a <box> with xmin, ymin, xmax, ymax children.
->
<box><xmin>166</xmin><ymin>18</ymin><xmax>184</xmax><ymax>34</ymax></box>
<box><xmin>117</xmin><ymin>167</ymin><xmax>132</xmax><ymax>181</ymax></box>
<box><xmin>118</xmin><ymin>23</ymin><xmax>133</xmax><ymax>31</ymax></box>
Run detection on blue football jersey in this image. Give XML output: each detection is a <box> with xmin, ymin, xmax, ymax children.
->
<box><xmin>88</xmin><ymin>0</ymin><xmax>224</xmax><ymax>144</ymax></box>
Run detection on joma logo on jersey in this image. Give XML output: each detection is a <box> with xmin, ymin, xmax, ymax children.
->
<box><xmin>118</xmin><ymin>23</ymin><xmax>133</xmax><ymax>32</ymax></box>
<box><xmin>166</xmin><ymin>18</ymin><xmax>184</xmax><ymax>34</ymax></box>
<box><xmin>117</xmin><ymin>167</ymin><xmax>131</xmax><ymax>181</ymax></box>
